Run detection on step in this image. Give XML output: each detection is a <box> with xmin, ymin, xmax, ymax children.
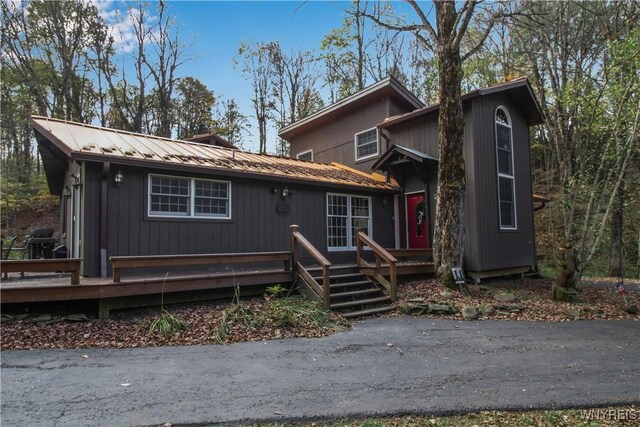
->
<box><xmin>331</xmin><ymin>296</ymin><xmax>392</xmax><ymax>309</ymax></box>
<box><xmin>341</xmin><ymin>305</ymin><xmax>396</xmax><ymax>319</ymax></box>
<box><xmin>307</xmin><ymin>264</ymin><xmax>359</xmax><ymax>273</ymax></box>
<box><xmin>329</xmin><ymin>280</ymin><xmax>371</xmax><ymax>289</ymax></box>
<box><xmin>312</xmin><ymin>272</ymin><xmax>364</xmax><ymax>283</ymax></box>
<box><xmin>330</xmin><ymin>288</ymin><xmax>381</xmax><ymax>299</ymax></box>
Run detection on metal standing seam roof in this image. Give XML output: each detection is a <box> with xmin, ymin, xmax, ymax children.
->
<box><xmin>31</xmin><ymin>116</ymin><xmax>397</xmax><ymax>191</ymax></box>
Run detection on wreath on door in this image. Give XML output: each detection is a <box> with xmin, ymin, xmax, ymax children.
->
<box><xmin>415</xmin><ymin>200</ymin><xmax>426</xmax><ymax>237</ymax></box>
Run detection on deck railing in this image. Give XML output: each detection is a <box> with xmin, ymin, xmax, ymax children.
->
<box><xmin>290</xmin><ymin>225</ymin><xmax>331</xmax><ymax>308</ymax></box>
<box><xmin>110</xmin><ymin>252</ymin><xmax>291</xmax><ymax>283</ymax></box>
<box><xmin>0</xmin><ymin>259</ymin><xmax>82</xmax><ymax>285</ymax></box>
<box><xmin>356</xmin><ymin>231</ymin><xmax>397</xmax><ymax>301</ymax></box>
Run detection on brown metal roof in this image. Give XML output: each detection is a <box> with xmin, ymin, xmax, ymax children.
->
<box><xmin>379</xmin><ymin>77</ymin><xmax>543</xmax><ymax>129</ymax></box>
<box><xmin>32</xmin><ymin>116</ymin><xmax>397</xmax><ymax>191</ymax></box>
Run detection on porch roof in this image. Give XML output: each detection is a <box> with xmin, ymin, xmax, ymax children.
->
<box><xmin>370</xmin><ymin>144</ymin><xmax>438</xmax><ymax>173</ymax></box>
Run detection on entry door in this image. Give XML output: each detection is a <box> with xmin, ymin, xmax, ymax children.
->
<box><xmin>406</xmin><ymin>193</ymin><xmax>429</xmax><ymax>249</ymax></box>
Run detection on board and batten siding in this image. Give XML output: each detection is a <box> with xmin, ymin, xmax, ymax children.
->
<box><xmin>289</xmin><ymin>98</ymin><xmax>403</xmax><ymax>173</ymax></box>
<box><xmin>469</xmin><ymin>94</ymin><xmax>536</xmax><ymax>271</ymax></box>
<box><xmin>81</xmin><ymin>164</ymin><xmax>395</xmax><ymax>277</ymax></box>
<box><xmin>382</xmin><ymin>99</ymin><xmax>535</xmax><ymax>273</ymax></box>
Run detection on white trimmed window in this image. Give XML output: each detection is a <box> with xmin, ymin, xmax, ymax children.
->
<box><xmin>327</xmin><ymin>193</ymin><xmax>372</xmax><ymax>251</ymax></box>
<box><xmin>296</xmin><ymin>149</ymin><xmax>313</xmax><ymax>161</ymax></box>
<box><xmin>495</xmin><ymin>107</ymin><xmax>517</xmax><ymax>230</ymax></box>
<box><xmin>148</xmin><ymin>174</ymin><xmax>231</xmax><ymax>219</ymax></box>
<box><xmin>354</xmin><ymin>128</ymin><xmax>379</xmax><ymax>161</ymax></box>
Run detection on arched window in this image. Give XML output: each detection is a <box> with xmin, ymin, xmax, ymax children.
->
<box><xmin>495</xmin><ymin>106</ymin><xmax>517</xmax><ymax>230</ymax></box>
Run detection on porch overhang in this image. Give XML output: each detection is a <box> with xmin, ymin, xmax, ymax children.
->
<box><xmin>370</xmin><ymin>144</ymin><xmax>438</xmax><ymax>174</ymax></box>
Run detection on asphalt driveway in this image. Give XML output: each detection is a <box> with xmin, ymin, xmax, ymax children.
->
<box><xmin>1</xmin><ymin>317</ymin><xmax>639</xmax><ymax>426</ymax></box>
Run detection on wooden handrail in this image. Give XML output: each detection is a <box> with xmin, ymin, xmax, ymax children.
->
<box><xmin>290</xmin><ymin>225</ymin><xmax>331</xmax><ymax>308</ymax></box>
<box><xmin>110</xmin><ymin>251</ymin><xmax>291</xmax><ymax>283</ymax></box>
<box><xmin>356</xmin><ymin>231</ymin><xmax>397</xmax><ymax>301</ymax></box>
<box><xmin>1</xmin><ymin>259</ymin><xmax>82</xmax><ymax>285</ymax></box>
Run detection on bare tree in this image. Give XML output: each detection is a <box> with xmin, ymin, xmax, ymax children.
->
<box><xmin>236</xmin><ymin>42</ymin><xmax>276</xmax><ymax>154</ymax></box>
<box><xmin>365</xmin><ymin>0</ymin><xmax>501</xmax><ymax>284</ymax></box>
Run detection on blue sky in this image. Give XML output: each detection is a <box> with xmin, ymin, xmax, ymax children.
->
<box><xmin>156</xmin><ymin>1</ymin><xmax>352</xmax><ymax>151</ymax></box>
<box><xmin>98</xmin><ymin>0</ymin><xmax>426</xmax><ymax>152</ymax></box>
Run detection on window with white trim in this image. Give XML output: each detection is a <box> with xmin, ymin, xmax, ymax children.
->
<box><xmin>149</xmin><ymin>174</ymin><xmax>231</xmax><ymax>219</ymax></box>
<box><xmin>354</xmin><ymin>128</ymin><xmax>379</xmax><ymax>161</ymax></box>
<box><xmin>495</xmin><ymin>107</ymin><xmax>517</xmax><ymax>230</ymax></box>
<box><xmin>296</xmin><ymin>149</ymin><xmax>313</xmax><ymax>161</ymax></box>
<box><xmin>327</xmin><ymin>193</ymin><xmax>371</xmax><ymax>250</ymax></box>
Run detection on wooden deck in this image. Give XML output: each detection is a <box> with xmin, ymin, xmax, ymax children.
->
<box><xmin>0</xmin><ymin>243</ymin><xmax>433</xmax><ymax>319</ymax></box>
<box><xmin>0</xmin><ymin>269</ymin><xmax>293</xmax><ymax>304</ymax></box>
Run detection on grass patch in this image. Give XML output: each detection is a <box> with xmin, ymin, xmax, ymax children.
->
<box><xmin>148</xmin><ymin>309</ymin><xmax>189</xmax><ymax>336</ymax></box>
<box><xmin>212</xmin><ymin>287</ymin><xmax>348</xmax><ymax>344</ymax></box>
<box><xmin>213</xmin><ymin>295</ymin><xmax>263</xmax><ymax>343</ymax></box>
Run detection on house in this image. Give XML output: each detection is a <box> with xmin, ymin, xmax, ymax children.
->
<box><xmin>33</xmin><ymin>75</ymin><xmax>542</xmax><ymax>282</ymax></box>
<box><xmin>33</xmin><ymin>116</ymin><xmax>397</xmax><ymax>278</ymax></box>
<box><xmin>280</xmin><ymin>76</ymin><xmax>543</xmax><ymax>279</ymax></box>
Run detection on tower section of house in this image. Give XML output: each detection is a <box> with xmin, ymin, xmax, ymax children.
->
<box><xmin>280</xmin><ymin>77</ymin><xmax>544</xmax><ymax>278</ymax></box>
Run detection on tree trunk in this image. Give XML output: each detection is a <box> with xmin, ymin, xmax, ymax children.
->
<box><xmin>608</xmin><ymin>182</ymin><xmax>624</xmax><ymax>277</ymax></box>
<box><xmin>432</xmin><ymin>1</ymin><xmax>466</xmax><ymax>286</ymax></box>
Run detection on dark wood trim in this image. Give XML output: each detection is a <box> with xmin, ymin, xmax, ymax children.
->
<box><xmin>1</xmin><ymin>259</ymin><xmax>81</xmax><ymax>285</ymax></box>
<box><xmin>111</xmin><ymin>251</ymin><xmax>291</xmax><ymax>283</ymax></box>
<box><xmin>290</xmin><ymin>225</ymin><xmax>331</xmax><ymax>307</ymax></box>
<box><xmin>356</xmin><ymin>231</ymin><xmax>397</xmax><ymax>300</ymax></box>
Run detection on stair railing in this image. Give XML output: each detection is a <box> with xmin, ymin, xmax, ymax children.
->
<box><xmin>356</xmin><ymin>231</ymin><xmax>397</xmax><ymax>301</ymax></box>
<box><xmin>290</xmin><ymin>225</ymin><xmax>331</xmax><ymax>308</ymax></box>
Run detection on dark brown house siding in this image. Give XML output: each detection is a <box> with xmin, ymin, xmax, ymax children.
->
<box><xmin>469</xmin><ymin>94</ymin><xmax>536</xmax><ymax>271</ymax></box>
<box><xmin>81</xmin><ymin>164</ymin><xmax>396</xmax><ymax>277</ymax></box>
<box><xmin>290</xmin><ymin>98</ymin><xmax>408</xmax><ymax>172</ymax></box>
<box><xmin>381</xmin><ymin>97</ymin><xmax>535</xmax><ymax>272</ymax></box>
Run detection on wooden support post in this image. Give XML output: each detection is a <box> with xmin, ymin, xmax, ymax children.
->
<box><xmin>290</xmin><ymin>225</ymin><xmax>299</xmax><ymax>275</ymax></box>
<box><xmin>98</xmin><ymin>300</ymin><xmax>111</xmax><ymax>320</ymax></box>
<box><xmin>356</xmin><ymin>232</ymin><xmax>362</xmax><ymax>266</ymax></box>
<box><xmin>71</xmin><ymin>270</ymin><xmax>80</xmax><ymax>285</ymax></box>
<box><xmin>322</xmin><ymin>265</ymin><xmax>331</xmax><ymax>308</ymax></box>
<box><xmin>112</xmin><ymin>266</ymin><xmax>120</xmax><ymax>283</ymax></box>
<box><xmin>389</xmin><ymin>261</ymin><xmax>397</xmax><ymax>301</ymax></box>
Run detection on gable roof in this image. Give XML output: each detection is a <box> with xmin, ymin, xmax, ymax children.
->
<box><xmin>32</xmin><ymin>116</ymin><xmax>397</xmax><ymax>192</ymax></box>
<box><xmin>278</xmin><ymin>76</ymin><xmax>424</xmax><ymax>140</ymax></box>
<box><xmin>371</xmin><ymin>144</ymin><xmax>438</xmax><ymax>173</ymax></box>
<box><xmin>379</xmin><ymin>77</ymin><xmax>543</xmax><ymax>129</ymax></box>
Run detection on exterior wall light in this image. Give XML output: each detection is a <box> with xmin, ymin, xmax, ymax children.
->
<box><xmin>281</xmin><ymin>187</ymin><xmax>290</xmax><ymax>198</ymax></box>
<box><xmin>114</xmin><ymin>170</ymin><xmax>124</xmax><ymax>186</ymax></box>
<box><xmin>70</xmin><ymin>173</ymin><xmax>81</xmax><ymax>188</ymax></box>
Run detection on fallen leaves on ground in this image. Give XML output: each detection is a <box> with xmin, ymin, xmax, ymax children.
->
<box><xmin>386</xmin><ymin>277</ymin><xmax>640</xmax><ymax>322</ymax></box>
<box><xmin>245</xmin><ymin>405</ymin><xmax>638</xmax><ymax>426</ymax></box>
<box><xmin>0</xmin><ymin>297</ymin><xmax>348</xmax><ymax>351</ymax></box>
<box><xmin>2</xmin><ymin>278</ymin><xmax>637</xmax><ymax>351</ymax></box>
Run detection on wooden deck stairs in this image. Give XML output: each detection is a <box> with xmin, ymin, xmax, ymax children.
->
<box><xmin>308</xmin><ymin>264</ymin><xmax>394</xmax><ymax>318</ymax></box>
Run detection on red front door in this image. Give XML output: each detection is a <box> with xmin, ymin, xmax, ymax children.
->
<box><xmin>407</xmin><ymin>193</ymin><xmax>429</xmax><ymax>249</ymax></box>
